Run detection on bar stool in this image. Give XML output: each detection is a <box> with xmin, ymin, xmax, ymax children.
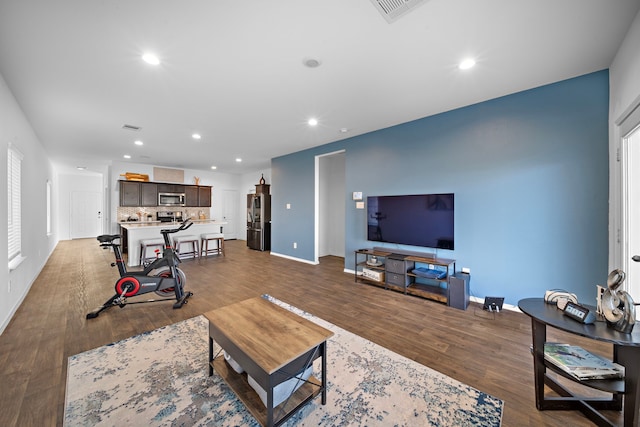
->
<box><xmin>200</xmin><ymin>233</ymin><xmax>225</xmax><ymax>257</ymax></box>
<box><xmin>172</xmin><ymin>235</ymin><xmax>199</xmax><ymax>260</ymax></box>
<box><xmin>139</xmin><ymin>238</ymin><xmax>165</xmax><ymax>265</ymax></box>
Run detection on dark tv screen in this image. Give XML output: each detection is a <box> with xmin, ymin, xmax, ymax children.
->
<box><xmin>367</xmin><ymin>193</ymin><xmax>454</xmax><ymax>250</ymax></box>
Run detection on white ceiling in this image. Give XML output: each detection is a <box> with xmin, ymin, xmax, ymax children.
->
<box><xmin>0</xmin><ymin>0</ymin><xmax>638</xmax><ymax>175</ymax></box>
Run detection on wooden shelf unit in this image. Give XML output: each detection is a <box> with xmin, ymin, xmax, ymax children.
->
<box><xmin>519</xmin><ymin>298</ymin><xmax>640</xmax><ymax>427</ymax></box>
<box><xmin>354</xmin><ymin>249</ymin><xmax>455</xmax><ymax>305</ymax></box>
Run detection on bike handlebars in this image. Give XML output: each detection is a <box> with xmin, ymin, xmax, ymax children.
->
<box><xmin>161</xmin><ymin>219</ymin><xmax>193</xmax><ymax>234</ymax></box>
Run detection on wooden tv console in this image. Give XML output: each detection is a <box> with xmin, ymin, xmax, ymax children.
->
<box><xmin>354</xmin><ymin>248</ymin><xmax>456</xmax><ymax>304</ymax></box>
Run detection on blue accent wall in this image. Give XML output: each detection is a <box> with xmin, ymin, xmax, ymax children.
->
<box><xmin>272</xmin><ymin>70</ymin><xmax>609</xmax><ymax>305</ymax></box>
<box><xmin>272</xmin><ymin>149</ymin><xmax>318</xmax><ymax>260</ymax></box>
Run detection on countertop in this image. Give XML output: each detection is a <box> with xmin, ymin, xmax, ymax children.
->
<box><xmin>119</xmin><ymin>220</ymin><xmax>227</xmax><ymax>229</ymax></box>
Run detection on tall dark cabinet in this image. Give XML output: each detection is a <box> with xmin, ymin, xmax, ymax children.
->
<box><xmin>247</xmin><ymin>184</ymin><xmax>271</xmax><ymax>251</ymax></box>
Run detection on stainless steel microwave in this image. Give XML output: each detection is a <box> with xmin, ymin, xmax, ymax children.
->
<box><xmin>158</xmin><ymin>192</ymin><xmax>186</xmax><ymax>206</ymax></box>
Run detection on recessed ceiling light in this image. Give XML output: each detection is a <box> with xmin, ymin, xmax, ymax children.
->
<box><xmin>308</xmin><ymin>118</ymin><xmax>318</xmax><ymax>126</ymax></box>
<box><xmin>459</xmin><ymin>58</ymin><xmax>476</xmax><ymax>70</ymax></box>
<box><xmin>303</xmin><ymin>58</ymin><xmax>321</xmax><ymax>68</ymax></box>
<box><xmin>211</xmin><ymin>166</ymin><xmax>217</xmax><ymax>170</ymax></box>
<box><xmin>339</xmin><ymin>128</ymin><xmax>349</xmax><ymax>133</ymax></box>
<box><xmin>134</xmin><ymin>140</ymin><xmax>143</xmax><ymax>146</ymax></box>
<box><xmin>192</xmin><ymin>133</ymin><xmax>201</xmax><ymax>140</ymax></box>
<box><xmin>123</xmin><ymin>154</ymin><xmax>131</xmax><ymax>159</ymax></box>
<box><xmin>142</xmin><ymin>53</ymin><xmax>160</xmax><ymax>66</ymax></box>
<box><xmin>235</xmin><ymin>158</ymin><xmax>242</xmax><ymax>162</ymax></box>
<box><xmin>76</xmin><ymin>166</ymin><xmax>87</xmax><ymax>171</ymax></box>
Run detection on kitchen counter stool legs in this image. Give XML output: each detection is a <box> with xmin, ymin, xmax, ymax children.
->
<box><xmin>201</xmin><ymin>233</ymin><xmax>224</xmax><ymax>257</ymax></box>
<box><xmin>139</xmin><ymin>238</ymin><xmax>164</xmax><ymax>265</ymax></box>
<box><xmin>172</xmin><ymin>235</ymin><xmax>199</xmax><ymax>260</ymax></box>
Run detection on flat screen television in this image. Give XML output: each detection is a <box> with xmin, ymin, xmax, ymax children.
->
<box><xmin>367</xmin><ymin>193</ymin><xmax>454</xmax><ymax>250</ymax></box>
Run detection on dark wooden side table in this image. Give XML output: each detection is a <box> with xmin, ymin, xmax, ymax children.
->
<box><xmin>205</xmin><ymin>297</ymin><xmax>333</xmax><ymax>427</ymax></box>
<box><xmin>519</xmin><ymin>298</ymin><xmax>640</xmax><ymax>427</ymax></box>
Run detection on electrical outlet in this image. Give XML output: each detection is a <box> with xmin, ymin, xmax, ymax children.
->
<box><xmin>483</xmin><ymin>297</ymin><xmax>504</xmax><ymax>312</ymax></box>
<box><xmin>462</xmin><ymin>267</ymin><xmax>470</xmax><ymax>274</ymax></box>
<box><xmin>293</xmin><ymin>242</ymin><xmax>297</xmax><ymax>249</ymax></box>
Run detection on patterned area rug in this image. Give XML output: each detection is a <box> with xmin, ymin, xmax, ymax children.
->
<box><xmin>65</xmin><ymin>295</ymin><xmax>503</xmax><ymax>426</ymax></box>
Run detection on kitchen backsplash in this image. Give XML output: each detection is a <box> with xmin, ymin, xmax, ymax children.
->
<box><xmin>118</xmin><ymin>206</ymin><xmax>209</xmax><ymax>222</ymax></box>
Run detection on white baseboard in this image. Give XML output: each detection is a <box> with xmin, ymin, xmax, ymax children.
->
<box><xmin>1</xmin><ymin>246</ymin><xmax>56</xmax><ymax>336</ymax></box>
<box><xmin>270</xmin><ymin>251</ymin><xmax>319</xmax><ymax>265</ymax></box>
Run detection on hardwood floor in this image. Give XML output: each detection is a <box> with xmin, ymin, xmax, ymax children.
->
<box><xmin>0</xmin><ymin>238</ymin><xmax>621</xmax><ymax>426</ymax></box>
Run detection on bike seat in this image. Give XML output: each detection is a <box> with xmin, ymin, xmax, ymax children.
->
<box><xmin>97</xmin><ymin>234</ymin><xmax>121</xmax><ymax>244</ymax></box>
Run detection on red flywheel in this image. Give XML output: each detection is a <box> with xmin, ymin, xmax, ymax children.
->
<box><xmin>115</xmin><ymin>277</ymin><xmax>140</xmax><ymax>297</ymax></box>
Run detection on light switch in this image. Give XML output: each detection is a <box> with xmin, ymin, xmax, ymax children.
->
<box><xmin>286</xmin><ymin>203</ymin><xmax>291</xmax><ymax>209</ymax></box>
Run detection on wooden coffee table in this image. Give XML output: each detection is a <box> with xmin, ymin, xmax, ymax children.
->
<box><xmin>204</xmin><ymin>297</ymin><xmax>334</xmax><ymax>427</ymax></box>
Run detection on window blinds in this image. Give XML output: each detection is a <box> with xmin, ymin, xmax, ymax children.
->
<box><xmin>8</xmin><ymin>144</ymin><xmax>23</xmax><ymax>262</ymax></box>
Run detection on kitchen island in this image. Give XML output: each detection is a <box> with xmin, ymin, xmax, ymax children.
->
<box><xmin>119</xmin><ymin>220</ymin><xmax>226</xmax><ymax>266</ymax></box>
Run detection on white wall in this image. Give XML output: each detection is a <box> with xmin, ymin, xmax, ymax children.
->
<box><xmin>610</xmin><ymin>10</ymin><xmax>640</xmax><ymax>120</ymax></box>
<box><xmin>0</xmin><ymin>73</ymin><xmax>57</xmax><ymax>334</ymax></box>
<box><xmin>609</xmin><ymin>9</ymin><xmax>640</xmax><ymax>271</ymax></box>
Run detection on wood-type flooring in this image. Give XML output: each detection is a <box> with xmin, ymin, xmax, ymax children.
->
<box><xmin>0</xmin><ymin>238</ymin><xmax>622</xmax><ymax>426</ymax></box>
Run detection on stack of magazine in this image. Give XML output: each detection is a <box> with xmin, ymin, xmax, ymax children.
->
<box><xmin>544</xmin><ymin>343</ymin><xmax>624</xmax><ymax>381</ymax></box>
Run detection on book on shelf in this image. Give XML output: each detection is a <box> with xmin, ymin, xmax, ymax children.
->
<box><xmin>544</xmin><ymin>343</ymin><xmax>624</xmax><ymax>381</ymax></box>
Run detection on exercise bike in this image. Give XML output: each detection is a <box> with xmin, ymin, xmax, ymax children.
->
<box><xmin>86</xmin><ymin>219</ymin><xmax>194</xmax><ymax>319</ymax></box>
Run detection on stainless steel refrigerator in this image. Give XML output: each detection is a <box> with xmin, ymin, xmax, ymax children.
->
<box><xmin>247</xmin><ymin>189</ymin><xmax>271</xmax><ymax>251</ymax></box>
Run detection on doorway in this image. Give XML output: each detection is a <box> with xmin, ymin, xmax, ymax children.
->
<box><xmin>223</xmin><ymin>189</ymin><xmax>239</xmax><ymax>240</ymax></box>
<box><xmin>623</xmin><ymin>124</ymin><xmax>640</xmax><ymax>300</ymax></box>
<box><xmin>315</xmin><ymin>150</ymin><xmax>346</xmax><ymax>263</ymax></box>
<box><xmin>70</xmin><ymin>191</ymin><xmax>103</xmax><ymax>239</ymax></box>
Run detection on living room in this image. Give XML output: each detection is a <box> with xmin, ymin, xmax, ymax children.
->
<box><xmin>2</xmin><ymin>1</ymin><xmax>640</xmax><ymax>426</ymax></box>
<box><xmin>3</xmin><ymin>2</ymin><xmax>640</xmax><ymax>329</ymax></box>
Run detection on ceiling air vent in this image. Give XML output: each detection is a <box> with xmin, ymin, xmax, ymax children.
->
<box><xmin>370</xmin><ymin>0</ymin><xmax>429</xmax><ymax>23</ymax></box>
<box><xmin>122</xmin><ymin>124</ymin><xmax>141</xmax><ymax>131</ymax></box>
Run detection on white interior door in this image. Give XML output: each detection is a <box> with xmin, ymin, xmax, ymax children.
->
<box><xmin>70</xmin><ymin>191</ymin><xmax>102</xmax><ymax>239</ymax></box>
<box><xmin>223</xmin><ymin>189</ymin><xmax>238</xmax><ymax>239</ymax></box>
<box><xmin>624</xmin><ymin>125</ymin><xmax>640</xmax><ymax>300</ymax></box>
